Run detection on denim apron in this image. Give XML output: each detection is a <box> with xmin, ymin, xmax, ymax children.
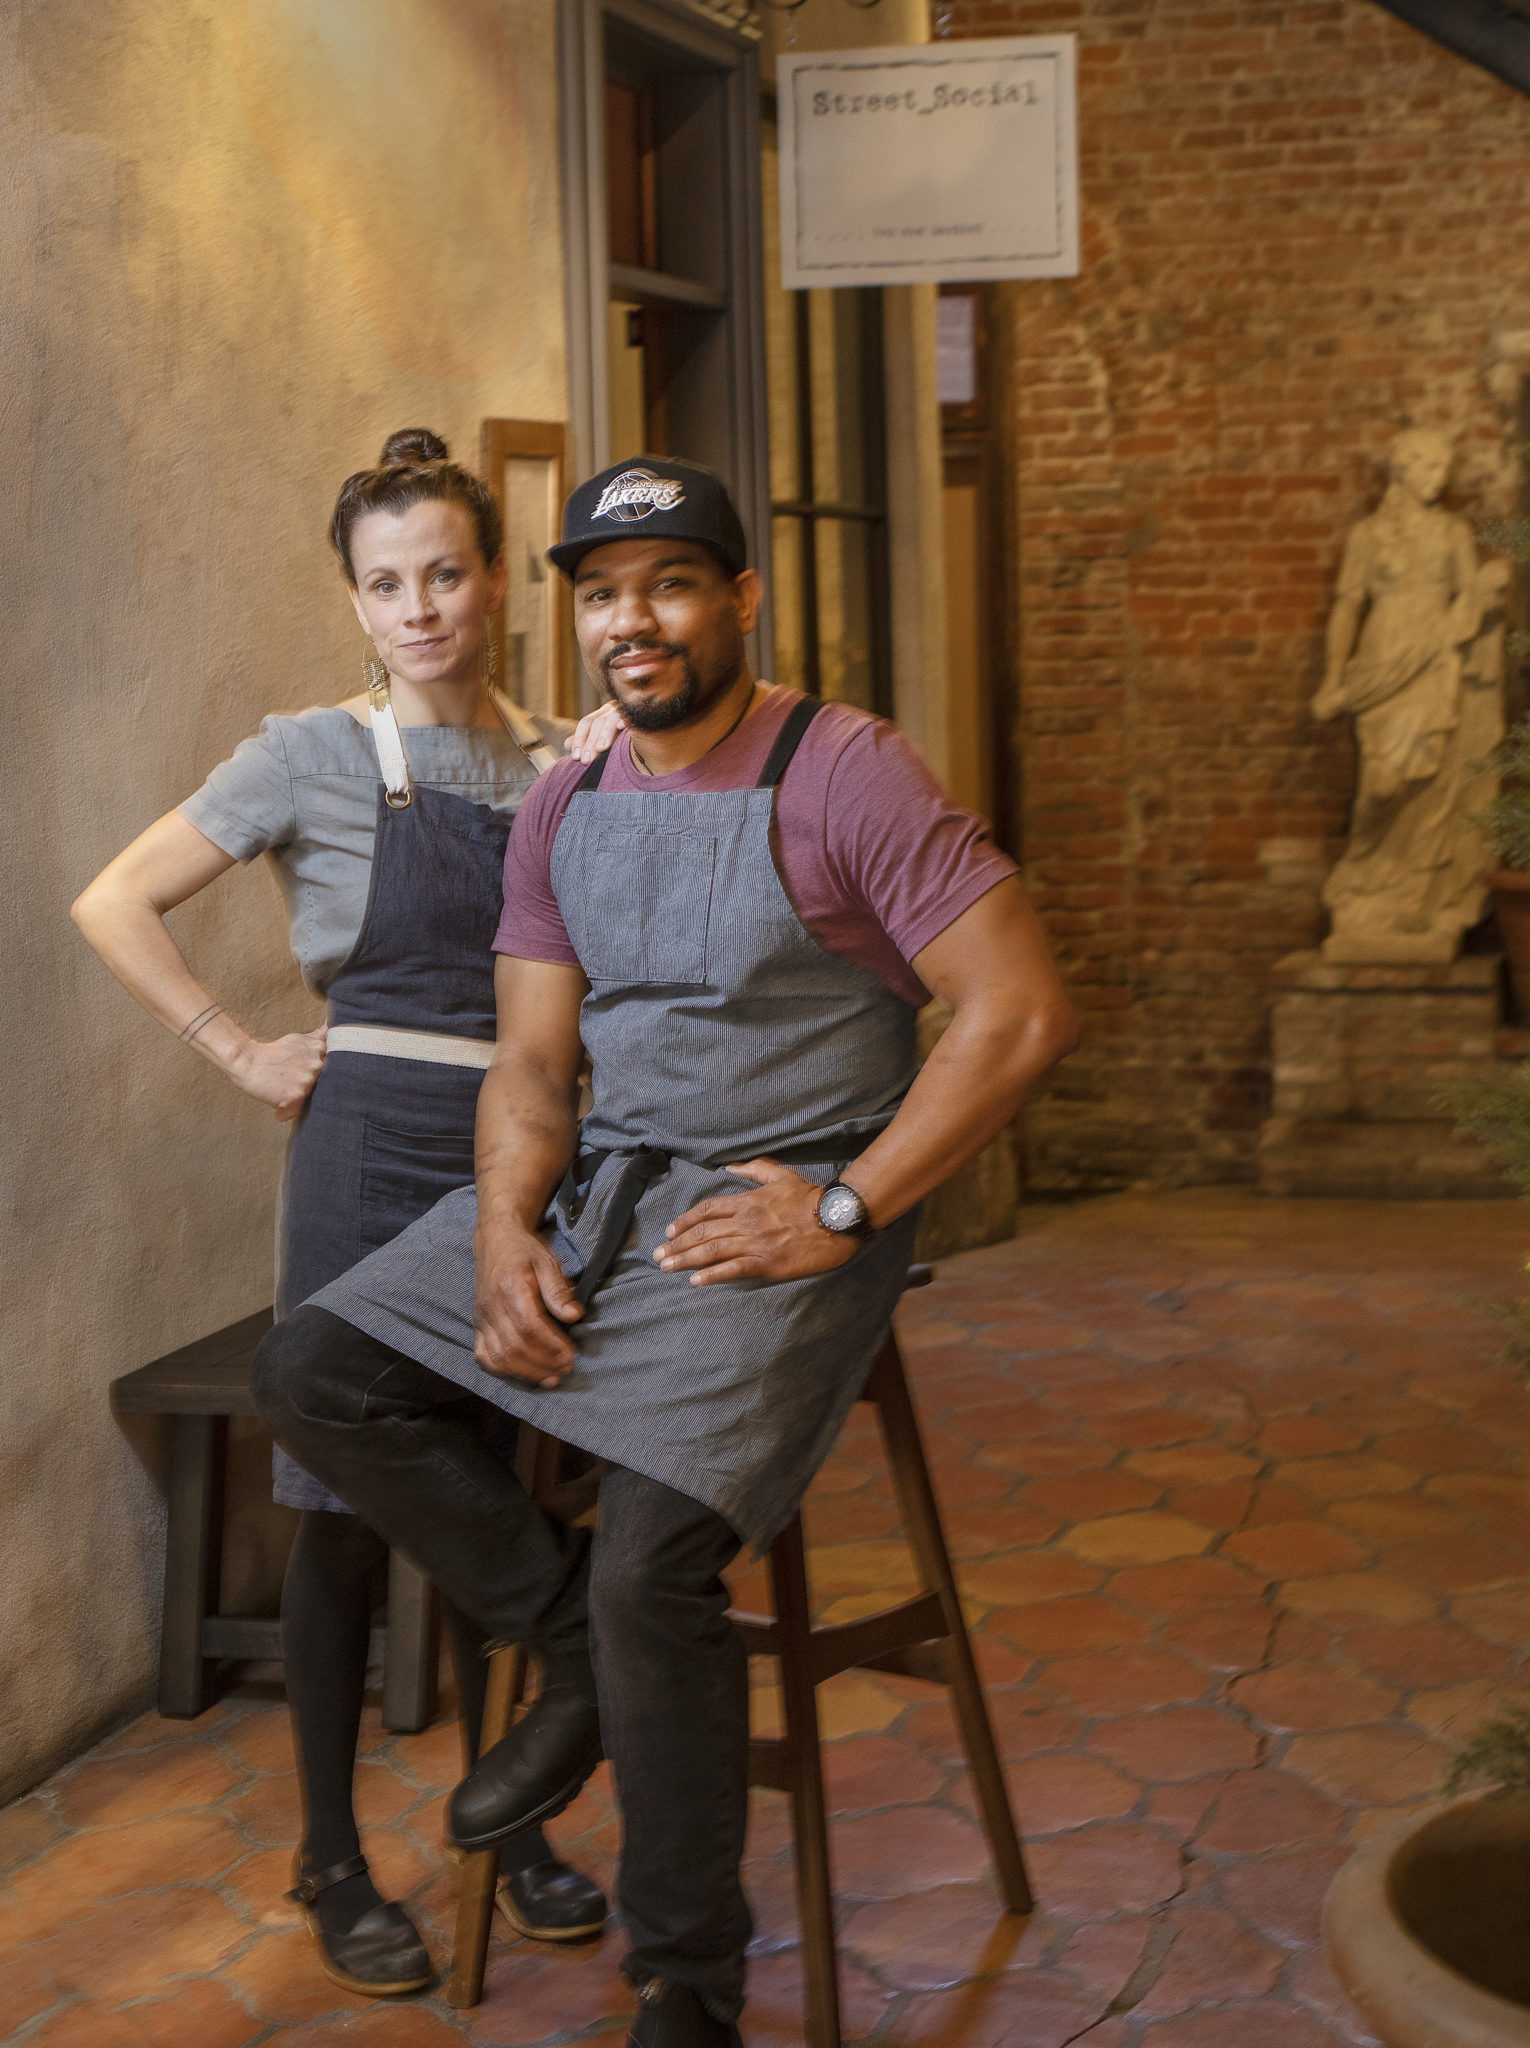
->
<box><xmin>312</xmin><ymin>699</ymin><xmax>921</xmax><ymax>1550</ymax></box>
<box><xmin>274</xmin><ymin>717</ymin><xmax>529</xmax><ymax>1512</ymax></box>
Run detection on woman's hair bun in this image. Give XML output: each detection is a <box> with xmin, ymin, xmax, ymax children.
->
<box><xmin>380</xmin><ymin>427</ymin><xmax>448</xmax><ymax>466</ymax></box>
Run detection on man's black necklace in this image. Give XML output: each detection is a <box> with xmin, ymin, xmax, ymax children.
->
<box><xmin>629</xmin><ymin>682</ymin><xmax>759</xmax><ymax>778</ymax></box>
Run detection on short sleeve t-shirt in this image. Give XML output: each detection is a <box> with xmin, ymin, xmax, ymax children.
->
<box><xmin>179</xmin><ymin>705</ymin><xmax>567</xmax><ymax>996</ymax></box>
<box><xmin>493</xmin><ymin>685</ymin><xmax>1017</xmax><ymax>1008</ymax></box>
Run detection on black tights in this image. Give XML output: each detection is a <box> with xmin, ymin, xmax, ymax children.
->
<box><xmin>281</xmin><ymin>1507</ymin><xmax>551</xmax><ymax>1936</ymax></box>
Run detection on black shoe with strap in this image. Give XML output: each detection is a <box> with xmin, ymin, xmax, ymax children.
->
<box><xmin>447</xmin><ymin>1678</ymin><xmax>603</xmax><ymax>1850</ymax></box>
<box><xmin>627</xmin><ymin>1977</ymin><xmax>743</xmax><ymax>2048</ymax></box>
<box><xmin>287</xmin><ymin>1855</ymin><xmax>433</xmax><ymax>1997</ymax></box>
<box><xmin>498</xmin><ymin>1858</ymin><xmax>608</xmax><ymax>1941</ymax></box>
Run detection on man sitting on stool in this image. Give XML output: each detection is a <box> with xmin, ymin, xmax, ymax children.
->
<box><xmin>253</xmin><ymin>457</ymin><xmax>1077</xmax><ymax>2046</ymax></box>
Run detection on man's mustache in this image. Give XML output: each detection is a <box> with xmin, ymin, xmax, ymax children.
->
<box><xmin>602</xmin><ymin>640</ymin><xmax>688</xmax><ymax>680</ymax></box>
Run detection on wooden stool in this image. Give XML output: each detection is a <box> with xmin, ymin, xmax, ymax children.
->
<box><xmin>449</xmin><ymin>1281</ymin><xmax>1032</xmax><ymax>2036</ymax></box>
<box><xmin>111</xmin><ymin>1308</ymin><xmax>439</xmax><ymax>1730</ymax></box>
<box><xmin>732</xmin><ymin>1328</ymin><xmax>1031</xmax><ymax>2048</ymax></box>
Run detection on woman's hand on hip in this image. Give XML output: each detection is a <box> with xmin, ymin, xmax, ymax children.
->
<box><xmin>229</xmin><ymin>1025</ymin><xmax>328</xmax><ymax>1121</ymax></box>
<box><xmin>474</xmin><ymin>1223</ymin><xmax>584</xmax><ymax>1388</ymax></box>
<box><xmin>655</xmin><ymin>1159</ymin><xmax>857</xmax><ymax>1287</ymax></box>
<box><xmin>565</xmin><ymin>701</ymin><xmax>624</xmax><ymax>764</ymax></box>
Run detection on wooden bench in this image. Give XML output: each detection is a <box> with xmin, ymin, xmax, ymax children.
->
<box><xmin>112</xmin><ymin>1309</ymin><xmax>439</xmax><ymax>1729</ymax></box>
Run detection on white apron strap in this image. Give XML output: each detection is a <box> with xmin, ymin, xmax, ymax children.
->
<box><xmin>368</xmin><ymin>683</ymin><xmax>414</xmax><ymax>808</ymax></box>
<box><xmin>489</xmin><ymin>687</ymin><xmax>564</xmax><ymax>776</ymax></box>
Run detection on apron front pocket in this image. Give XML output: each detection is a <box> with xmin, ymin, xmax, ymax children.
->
<box><xmin>359</xmin><ymin>1119</ymin><xmax>478</xmax><ymax>1259</ymax></box>
<box><xmin>579</xmin><ymin>828</ymin><xmax>716</xmax><ymax>985</ymax></box>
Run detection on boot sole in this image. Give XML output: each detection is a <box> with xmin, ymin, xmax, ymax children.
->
<box><xmin>447</xmin><ymin>1745</ymin><xmax>603</xmax><ymax>1853</ymax></box>
<box><xmin>494</xmin><ymin>1890</ymin><xmax>607</xmax><ymax>1942</ymax></box>
<box><xmin>300</xmin><ymin>1912</ymin><xmax>433</xmax><ymax>1998</ymax></box>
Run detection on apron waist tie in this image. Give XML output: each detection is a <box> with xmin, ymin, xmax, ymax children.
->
<box><xmin>558</xmin><ymin>1147</ymin><xmax>671</xmax><ymax>1305</ymax></box>
<box><xmin>552</xmin><ymin>1133</ymin><xmax>874</xmax><ymax>1306</ymax></box>
<box><xmin>327</xmin><ymin>1024</ymin><xmax>495</xmax><ymax>1071</ymax></box>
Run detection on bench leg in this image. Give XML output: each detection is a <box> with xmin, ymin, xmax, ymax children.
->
<box><xmin>160</xmin><ymin>1414</ymin><xmax>226</xmax><ymax>1719</ymax></box>
<box><xmin>383</xmin><ymin>1551</ymin><xmax>440</xmax><ymax>1734</ymax></box>
<box><xmin>770</xmin><ymin>1518</ymin><xmax>843</xmax><ymax>2048</ymax></box>
<box><xmin>872</xmin><ymin>1339</ymin><xmax>1034</xmax><ymax>1916</ymax></box>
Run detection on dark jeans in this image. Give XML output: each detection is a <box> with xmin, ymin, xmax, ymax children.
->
<box><xmin>252</xmin><ymin>1309</ymin><xmax>752</xmax><ymax>2019</ymax></box>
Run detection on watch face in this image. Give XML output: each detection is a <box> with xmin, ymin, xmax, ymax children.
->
<box><xmin>819</xmin><ymin>1183</ymin><xmax>867</xmax><ymax>1234</ymax></box>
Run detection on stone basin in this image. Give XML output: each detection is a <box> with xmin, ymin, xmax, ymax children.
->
<box><xmin>1325</xmin><ymin>1795</ymin><xmax>1530</xmax><ymax>2047</ymax></box>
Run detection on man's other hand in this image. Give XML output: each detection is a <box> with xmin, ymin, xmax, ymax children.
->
<box><xmin>474</xmin><ymin>1224</ymin><xmax>584</xmax><ymax>1387</ymax></box>
<box><xmin>655</xmin><ymin>1158</ymin><xmax>858</xmax><ymax>1287</ymax></box>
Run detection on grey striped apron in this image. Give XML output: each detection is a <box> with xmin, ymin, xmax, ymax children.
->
<box><xmin>310</xmin><ymin>699</ymin><xmax>921</xmax><ymax>1550</ymax></box>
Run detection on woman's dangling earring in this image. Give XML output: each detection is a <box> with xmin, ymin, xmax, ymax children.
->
<box><xmin>363</xmin><ymin>637</ymin><xmax>389</xmax><ymax>707</ymax></box>
<box><xmin>483</xmin><ymin>629</ymin><xmax>500</xmax><ymax>690</ymax></box>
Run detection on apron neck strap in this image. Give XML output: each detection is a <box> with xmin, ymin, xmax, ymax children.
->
<box><xmin>368</xmin><ymin>689</ymin><xmax>414</xmax><ymax>809</ymax></box>
<box><xmin>756</xmin><ymin>697</ymin><xmax>822</xmax><ymax>789</ymax></box>
<box><xmin>577</xmin><ymin>694</ymin><xmax>822</xmax><ymax>794</ymax></box>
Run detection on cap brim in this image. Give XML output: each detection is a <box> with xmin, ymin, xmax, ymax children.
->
<box><xmin>546</xmin><ymin>535</ymin><xmax>744</xmax><ymax>580</ymax></box>
<box><xmin>546</xmin><ymin>539</ymin><xmax>596</xmax><ymax>577</ymax></box>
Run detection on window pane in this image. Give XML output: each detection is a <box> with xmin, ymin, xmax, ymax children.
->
<box><xmin>936</xmin><ymin>294</ymin><xmax>978</xmax><ymax>407</ymax></box>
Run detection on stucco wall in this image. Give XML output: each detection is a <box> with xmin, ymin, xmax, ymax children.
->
<box><xmin>0</xmin><ymin>0</ymin><xmax>567</xmax><ymax>1802</ymax></box>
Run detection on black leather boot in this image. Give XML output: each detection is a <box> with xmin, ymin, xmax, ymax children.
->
<box><xmin>627</xmin><ymin>1977</ymin><xmax>743</xmax><ymax>2048</ymax></box>
<box><xmin>497</xmin><ymin>1858</ymin><xmax>608</xmax><ymax>1940</ymax></box>
<box><xmin>447</xmin><ymin>1678</ymin><xmax>603</xmax><ymax>1850</ymax></box>
<box><xmin>288</xmin><ymin>1855</ymin><xmax>432</xmax><ymax>1997</ymax></box>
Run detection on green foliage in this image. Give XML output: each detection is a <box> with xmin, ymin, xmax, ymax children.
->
<box><xmin>1444</xmin><ymin>1705</ymin><xmax>1530</xmax><ymax>1797</ymax></box>
<box><xmin>1440</xmin><ymin>1069</ymin><xmax>1530</xmax><ymax>1195</ymax></box>
<box><xmin>1478</xmin><ymin>516</ymin><xmax>1530</xmax><ymax>562</ymax></box>
<box><xmin>1467</xmin><ymin>518</ymin><xmax>1530</xmax><ymax>860</ymax></box>
<box><xmin>1443</xmin><ymin>1061</ymin><xmax>1530</xmax><ymax>1169</ymax></box>
<box><xmin>1471</xmin><ymin>722</ymin><xmax>1530</xmax><ymax>868</ymax></box>
<box><xmin>1441</xmin><ymin>1069</ymin><xmax>1530</xmax><ymax>1369</ymax></box>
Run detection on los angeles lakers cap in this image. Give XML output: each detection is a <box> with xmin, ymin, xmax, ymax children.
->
<box><xmin>547</xmin><ymin>455</ymin><xmax>748</xmax><ymax>578</ymax></box>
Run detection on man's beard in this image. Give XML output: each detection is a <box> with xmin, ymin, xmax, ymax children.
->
<box><xmin>601</xmin><ymin>642</ymin><xmax>740</xmax><ymax>732</ymax></box>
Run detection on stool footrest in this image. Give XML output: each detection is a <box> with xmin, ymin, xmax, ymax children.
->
<box><xmin>732</xmin><ymin>1590</ymin><xmax>947</xmax><ymax>1686</ymax></box>
<box><xmin>860</xmin><ymin>1641</ymin><xmax>951</xmax><ymax>1685</ymax></box>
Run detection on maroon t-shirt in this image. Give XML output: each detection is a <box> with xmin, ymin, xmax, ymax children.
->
<box><xmin>493</xmin><ymin>685</ymin><xmax>1017</xmax><ymax>1008</ymax></box>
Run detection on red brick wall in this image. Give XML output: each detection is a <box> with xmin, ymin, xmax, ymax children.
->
<box><xmin>947</xmin><ymin>0</ymin><xmax>1530</xmax><ymax>1187</ymax></box>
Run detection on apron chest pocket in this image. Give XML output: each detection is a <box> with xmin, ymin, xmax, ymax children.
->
<box><xmin>578</xmin><ymin>828</ymin><xmax>716</xmax><ymax>985</ymax></box>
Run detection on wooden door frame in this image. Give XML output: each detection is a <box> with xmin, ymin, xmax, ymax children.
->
<box><xmin>480</xmin><ymin>418</ymin><xmax>575</xmax><ymax>721</ymax></box>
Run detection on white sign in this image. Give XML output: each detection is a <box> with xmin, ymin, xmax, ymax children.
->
<box><xmin>777</xmin><ymin>36</ymin><xmax>1078</xmax><ymax>290</ymax></box>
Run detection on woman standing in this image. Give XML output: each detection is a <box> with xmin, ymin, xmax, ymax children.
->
<box><xmin>73</xmin><ymin>430</ymin><xmax>615</xmax><ymax>1996</ymax></box>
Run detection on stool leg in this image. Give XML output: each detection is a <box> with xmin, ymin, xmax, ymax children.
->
<box><xmin>159</xmin><ymin>1414</ymin><xmax>226</xmax><ymax>1718</ymax></box>
<box><xmin>871</xmin><ymin>1340</ymin><xmax>1034</xmax><ymax>1916</ymax></box>
<box><xmin>769</xmin><ymin>1518</ymin><xmax>843</xmax><ymax>2048</ymax></box>
<box><xmin>382</xmin><ymin>1551</ymin><xmax>440</xmax><ymax>1734</ymax></box>
<box><xmin>448</xmin><ymin>1644</ymin><xmax>525</xmax><ymax>2008</ymax></box>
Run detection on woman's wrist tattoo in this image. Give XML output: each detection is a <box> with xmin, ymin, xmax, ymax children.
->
<box><xmin>180</xmin><ymin>1004</ymin><xmax>224</xmax><ymax>1046</ymax></box>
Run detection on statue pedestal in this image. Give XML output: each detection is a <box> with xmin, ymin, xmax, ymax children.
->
<box><xmin>1258</xmin><ymin>951</ymin><xmax>1512</xmax><ymax>1198</ymax></box>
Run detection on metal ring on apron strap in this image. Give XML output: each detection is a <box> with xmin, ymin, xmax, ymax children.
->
<box><xmin>369</xmin><ymin>675</ymin><xmax>560</xmax><ymax>809</ymax></box>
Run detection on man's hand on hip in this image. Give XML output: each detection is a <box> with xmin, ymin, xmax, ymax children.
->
<box><xmin>473</xmin><ymin>1223</ymin><xmax>584</xmax><ymax>1388</ymax></box>
<box><xmin>655</xmin><ymin>1158</ymin><xmax>858</xmax><ymax>1286</ymax></box>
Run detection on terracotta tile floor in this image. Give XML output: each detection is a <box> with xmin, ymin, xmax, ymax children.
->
<box><xmin>8</xmin><ymin>1189</ymin><xmax>1530</xmax><ymax>2046</ymax></box>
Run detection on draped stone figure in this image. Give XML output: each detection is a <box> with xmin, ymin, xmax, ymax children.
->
<box><xmin>1312</xmin><ymin>429</ymin><xmax>1508</xmax><ymax>964</ymax></box>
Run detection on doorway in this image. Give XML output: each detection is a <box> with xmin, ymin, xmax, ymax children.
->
<box><xmin>939</xmin><ymin>284</ymin><xmax>1019</xmax><ymax>849</ymax></box>
<box><xmin>560</xmin><ymin>0</ymin><xmax>771</xmax><ymax>697</ymax></box>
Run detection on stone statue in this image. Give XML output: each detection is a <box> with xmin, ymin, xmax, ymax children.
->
<box><xmin>1312</xmin><ymin>429</ymin><xmax>1508</xmax><ymax>964</ymax></box>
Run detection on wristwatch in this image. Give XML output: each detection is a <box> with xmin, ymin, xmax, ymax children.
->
<box><xmin>816</xmin><ymin>1179</ymin><xmax>874</xmax><ymax>1240</ymax></box>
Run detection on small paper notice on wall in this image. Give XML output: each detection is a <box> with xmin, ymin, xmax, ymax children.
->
<box><xmin>777</xmin><ymin>36</ymin><xmax>1079</xmax><ymax>291</ymax></box>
